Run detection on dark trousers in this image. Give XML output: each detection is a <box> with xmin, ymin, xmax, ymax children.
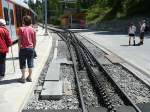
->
<box><xmin>19</xmin><ymin>48</ymin><xmax>34</xmax><ymax>69</ymax></box>
<box><xmin>0</xmin><ymin>53</ymin><xmax>6</xmax><ymax>76</ymax></box>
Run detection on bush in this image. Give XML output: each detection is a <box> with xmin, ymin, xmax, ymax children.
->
<box><xmin>86</xmin><ymin>6</ymin><xmax>110</xmax><ymax>22</ymax></box>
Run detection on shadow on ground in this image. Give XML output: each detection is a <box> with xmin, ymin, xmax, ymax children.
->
<box><xmin>6</xmin><ymin>57</ymin><xmax>19</xmax><ymax>61</ymax></box>
<box><xmin>120</xmin><ymin>43</ymin><xmax>142</xmax><ymax>46</ymax></box>
<box><xmin>0</xmin><ymin>78</ymin><xmax>20</xmax><ymax>85</ymax></box>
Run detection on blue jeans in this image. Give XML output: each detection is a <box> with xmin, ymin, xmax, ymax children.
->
<box><xmin>19</xmin><ymin>48</ymin><xmax>34</xmax><ymax>69</ymax></box>
<box><xmin>0</xmin><ymin>53</ymin><xmax>6</xmax><ymax>76</ymax></box>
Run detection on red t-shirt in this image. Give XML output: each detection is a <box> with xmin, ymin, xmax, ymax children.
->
<box><xmin>18</xmin><ymin>26</ymin><xmax>36</xmax><ymax>49</ymax></box>
<box><xmin>0</xmin><ymin>26</ymin><xmax>12</xmax><ymax>53</ymax></box>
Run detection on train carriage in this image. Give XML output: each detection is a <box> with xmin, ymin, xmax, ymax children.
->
<box><xmin>0</xmin><ymin>0</ymin><xmax>36</xmax><ymax>42</ymax></box>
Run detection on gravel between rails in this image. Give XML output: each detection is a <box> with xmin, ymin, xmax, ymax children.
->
<box><xmin>78</xmin><ymin>70</ymin><xmax>101</xmax><ymax>107</ymax></box>
<box><xmin>103</xmin><ymin>64</ymin><xmax>150</xmax><ymax>104</ymax></box>
<box><xmin>77</xmin><ymin>34</ymin><xmax>125</xmax><ymax>108</ymax></box>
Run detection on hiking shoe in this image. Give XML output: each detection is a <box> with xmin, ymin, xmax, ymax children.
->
<box><xmin>26</xmin><ymin>77</ymin><xmax>32</xmax><ymax>82</ymax></box>
<box><xmin>18</xmin><ymin>78</ymin><xmax>26</xmax><ymax>83</ymax></box>
<box><xmin>0</xmin><ymin>76</ymin><xmax>4</xmax><ymax>81</ymax></box>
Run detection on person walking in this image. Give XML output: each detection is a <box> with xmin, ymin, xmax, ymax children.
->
<box><xmin>128</xmin><ymin>23</ymin><xmax>136</xmax><ymax>46</ymax></box>
<box><xmin>139</xmin><ymin>20</ymin><xmax>146</xmax><ymax>45</ymax></box>
<box><xmin>0</xmin><ymin>19</ymin><xmax>12</xmax><ymax>78</ymax></box>
<box><xmin>18</xmin><ymin>16</ymin><xmax>36</xmax><ymax>83</ymax></box>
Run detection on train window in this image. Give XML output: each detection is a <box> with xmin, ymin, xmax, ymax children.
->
<box><xmin>10</xmin><ymin>10</ymin><xmax>14</xmax><ymax>25</ymax></box>
<box><xmin>3</xmin><ymin>7</ymin><xmax>9</xmax><ymax>25</ymax></box>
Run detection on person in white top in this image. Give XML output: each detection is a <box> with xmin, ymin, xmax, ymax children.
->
<box><xmin>128</xmin><ymin>23</ymin><xmax>136</xmax><ymax>45</ymax></box>
<box><xmin>139</xmin><ymin>20</ymin><xmax>146</xmax><ymax>45</ymax></box>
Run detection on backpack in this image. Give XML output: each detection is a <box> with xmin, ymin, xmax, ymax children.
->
<box><xmin>145</xmin><ymin>25</ymin><xmax>149</xmax><ymax>32</ymax></box>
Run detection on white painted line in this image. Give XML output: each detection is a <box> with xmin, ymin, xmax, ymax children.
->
<box><xmin>55</xmin><ymin>40</ymin><xmax>58</xmax><ymax>47</ymax></box>
<box><xmin>52</xmin><ymin>40</ymin><xmax>58</xmax><ymax>62</ymax></box>
<box><xmin>52</xmin><ymin>48</ymin><xmax>58</xmax><ymax>62</ymax></box>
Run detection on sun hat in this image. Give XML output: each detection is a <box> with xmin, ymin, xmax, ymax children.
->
<box><xmin>0</xmin><ymin>19</ymin><xmax>6</xmax><ymax>25</ymax></box>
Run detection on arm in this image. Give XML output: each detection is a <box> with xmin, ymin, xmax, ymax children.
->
<box><xmin>5</xmin><ymin>29</ymin><xmax>12</xmax><ymax>47</ymax></box>
<box><xmin>17</xmin><ymin>28</ymin><xmax>22</xmax><ymax>49</ymax></box>
<box><xmin>128</xmin><ymin>26</ymin><xmax>130</xmax><ymax>34</ymax></box>
<box><xmin>18</xmin><ymin>37</ymin><xmax>21</xmax><ymax>49</ymax></box>
<box><xmin>33</xmin><ymin>31</ymin><xmax>36</xmax><ymax>49</ymax></box>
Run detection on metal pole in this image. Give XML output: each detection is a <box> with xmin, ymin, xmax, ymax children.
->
<box><xmin>45</xmin><ymin>0</ymin><xmax>48</xmax><ymax>34</ymax></box>
<box><xmin>8</xmin><ymin>4</ymin><xmax>15</xmax><ymax>73</ymax></box>
<box><xmin>42</xmin><ymin>0</ymin><xmax>44</xmax><ymax>28</ymax></box>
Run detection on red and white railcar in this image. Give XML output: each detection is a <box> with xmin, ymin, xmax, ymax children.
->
<box><xmin>0</xmin><ymin>0</ymin><xmax>36</xmax><ymax>42</ymax></box>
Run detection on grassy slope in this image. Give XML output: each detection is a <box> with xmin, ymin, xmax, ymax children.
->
<box><xmin>86</xmin><ymin>0</ymin><xmax>150</xmax><ymax>24</ymax></box>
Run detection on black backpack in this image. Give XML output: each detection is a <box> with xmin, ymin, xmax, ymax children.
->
<box><xmin>145</xmin><ymin>25</ymin><xmax>149</xmax><ymax>32</ymax></box>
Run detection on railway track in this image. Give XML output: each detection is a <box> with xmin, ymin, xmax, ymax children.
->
<box><xmin>24</xmin><ymin>25</ymin><xmax>150</xmax><ymax>112</ymax></box>
<box><xmin>51</xmin><ymin>27</ymin><xmax>150</xmax><ymax>112</ymax></box>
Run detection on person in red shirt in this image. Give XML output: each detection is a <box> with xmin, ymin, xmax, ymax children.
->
<box><xmin>0</xmin><ymin>19</ymin><xmax>12</xmax><ymax>78</ymax></box>
<box><xmin>18</xmin><ymin>16</ymin><xmax>36</xmax><ymax>83</ymax></box>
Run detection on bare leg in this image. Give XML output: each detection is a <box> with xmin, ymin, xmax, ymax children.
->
<box><xmin>19</xmin><ymin>69</ymin><xmax>26</xmax><ymax>83</ymax></box>
<box><xmin>141</xmin><ymin>39</ymin><xmax>144</xmax><ymax>44</ymax></box>
<box><xmin>133</xmin><ymin>36</ymin><xmax>136</xmax><ymax>45</ymax></box>
<box><xmin>28</xmin><ymin>68</ymin><xmax>32</xmax><ymax>78</ymax></box>
<box><xmin>21</xmin><ymin>69</ymin><xmax>26</xmax><ymax>79</ymax></box>
<box><xmin>26</xmin><ymin>68</ymin><xmax>32</xmax><ymax>82</ymax></box>
<box><xmin>129</xmin><ymin>36</ymin><xmax>131</xmax><ymax>45</ymax></box>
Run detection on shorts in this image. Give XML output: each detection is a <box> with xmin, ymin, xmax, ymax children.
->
<box><xmin>129</xmin><ymin>34</ymin><xmax>135</xmax><ymax>37</ymax></box>
<box><xmin>19</xmin><ymin>48</ymin><xmax>34</xmax><ymax>69</ymax></box>
<box><xmin>0</xmin><ymin>53</ymin><xmax>6</xmax><ymax>76</ymax></box>
<box><xmin>140</xmin><ymin>32</ymin><xmax>144</xmax><ymax>39</ymax></box>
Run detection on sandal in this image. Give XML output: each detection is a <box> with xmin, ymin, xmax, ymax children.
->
<box><xmin>26</xmin><ymin>77</ymin><xmax>32</xmax><ymax>82</ymax></box>
<box><xmin>18</xmin><ymin>78</ymin><xmax>26</xmax><ymax>83</ymax></box>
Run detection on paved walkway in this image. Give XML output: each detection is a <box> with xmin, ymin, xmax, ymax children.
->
<box><xmin>0</xmin><ymin>26</ymin><xmax>52</xmax><ymax>112</ymax></box>
<box><xmin>79</xmin><ymin>30</ymin><xmax>150</xmax><ymax>86</ymax></box>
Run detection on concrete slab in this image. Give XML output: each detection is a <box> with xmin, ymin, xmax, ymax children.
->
<box><xmin>88</xmin><ymin>107</ymin><xmax>107</xmax><ymax>112</ymax></box>
<box><xmin>116</xmin><ymin>105</ymin><xmax>136</xmax><ymax>112</ymax></box>
<box><xmin>53</xmin><ymin>58</ymin><xmax>73</xmax><ymax>65</ymax></box>
<box><xmin>96</xmin><ymin>56</ymin><xmax>112</xmax><ymax>65</ymax></box>
<box><xmin>105</xmin><ymin>54</ymin><xmax>125</xmax><ymax>63</ymax></box>
<box><xmin>40</xmin><ymin>81</ymin><xmax>63</xmax><ymax>100</ymax></box>
<box><xmin>137</xmin><ymin>103</ymin><xmax>150</xmax><ymax>112</ymax></box>
<box><xmin>45</xmin><ymin>63</ymin><xmax>60</xmax><ymax>81</ymax></box>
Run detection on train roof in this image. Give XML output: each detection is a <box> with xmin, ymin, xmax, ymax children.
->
<box><xmin>30</xmin><ymin>9</ymin><xmax>37</xmax><ymax>16</ymax></box>
<box><xmin>8</xmin><ymin>0</ymin><xmax>30</xmax><ymax>9</ymax></box>
<box><xmin>8</xmin><ymin>0</ymin><xmax>37</xmax><ymax>15</ymax></box>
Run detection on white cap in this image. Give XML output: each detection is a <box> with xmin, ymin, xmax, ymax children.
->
<box><xmin>0</xmin><ymin>19</ymin><xmax>6</xmax><ymax>25</ymax></box>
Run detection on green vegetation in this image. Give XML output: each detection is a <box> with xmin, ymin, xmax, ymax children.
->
<box><xmin>30</xmin><ymin>0</ymin><xmax>150</xmax><ymax>25</ymax></box>
<box><xmin>86</xmin><ymin>0</ymin><xmax>150</xmax><ymax>23</ymax></box>
<box><xmin>29</xmin><ymin>0</ymin><xmax>62</xmax><ymax>25</ymax></box>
